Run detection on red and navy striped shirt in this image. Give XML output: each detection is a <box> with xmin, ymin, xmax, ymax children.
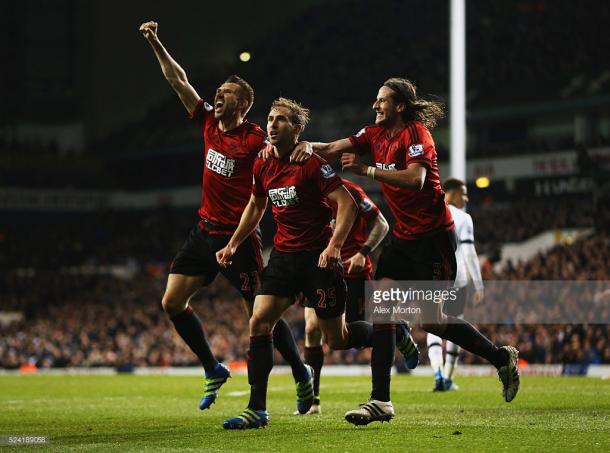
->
<box><xmin>190</xmin><ymin>99</ymin><xmax>267</xmax><ymax>234</ymax></box>
<box><xmin>253</xmin><ymin>153</ymin><xmax>343</xmax><ymax>252</ymax></box>
<box><xmin>349</xmin><ymin>121</ymin><xmax>453</xmax><ymax>240</ymax></box>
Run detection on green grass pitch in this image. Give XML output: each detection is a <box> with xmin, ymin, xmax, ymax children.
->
<box><xmin>1</xmin><ymin>374</ymin><xmax>609</xmax><ymax>452</ymax></box>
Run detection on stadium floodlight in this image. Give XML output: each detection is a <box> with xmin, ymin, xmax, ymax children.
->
<box><xmin>239</xmin><ymin>51</ymin><xmax>251</xmax><ymax>62</ymax></box>
<box><xmin>475</xmin><ymin>176</ymin><xmax>490</xmax><ymax>189</ymax></box>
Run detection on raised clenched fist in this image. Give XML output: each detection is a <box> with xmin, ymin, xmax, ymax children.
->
<box><xmin>139</xmin><ymin>21</ymin><xmax>158</xmax><ymax>41</ymax></box>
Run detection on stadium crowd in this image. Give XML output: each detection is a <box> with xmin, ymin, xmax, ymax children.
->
<box><xmin>85</xmin><ymin>0</ymin><xmax>609</xmax><ymax>156</ymax></box>
<box><xmin>471</xmin><ymin>197</ymin><xmax>597</xmax><ymax>254</ymax></box>
<box><xmin>458</xmin><ymin>233</ymin><xmax>610</xmax><ymax>366</ymax></box>
<box><xmin>1</xmin><ymin>203</ymin><xmax>609</xmax><ymax>369</ymax></box>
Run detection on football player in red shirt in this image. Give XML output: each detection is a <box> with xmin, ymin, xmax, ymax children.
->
<box><xmin>307</xmin><ymin>78</ymin><xmax>520</xmax><ymax>424</ymax></box>
<box><xmin>216</xmin><ymin>98</ymin><xmax>384</xmax><ymax>429</ymax></box>
<box><xmin>140</xmin><ymin>21</ymin><xmax>311</xmax><ymax>413</ymax></box>
<box><xmin>297</xmin><ymin>179</ymin><xmax>389</xmax><ymax>415</ymax></box>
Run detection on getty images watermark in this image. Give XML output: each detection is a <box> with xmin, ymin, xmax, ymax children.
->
<box><xmin>365</xmin><ymin>280</ymin><xmax>610</xmax><ymax>324</ymax></box>
<box><xmin>371</xmin><ymin>287</ymin><xmax>460</xmax><ymax>314</ymax></box>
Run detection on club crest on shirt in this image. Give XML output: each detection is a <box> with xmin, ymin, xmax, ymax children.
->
<box><xmin>269</xmin><ymin>186</ymin><xmax>299</xmax><ymax>207</ymax></box>
<box><xmin>408</xmin><ymin>144</ymin><xmax>424</xmax><ymax>157</ymax></box>
<box><xmin>206</xmin><ymin>148</ymin><xmax>235</xmax><ymax>177</ymax></box>
<box><xmin>320</xmin><ymin>164</ymin><xmax>336</xmax><ymax>179</ymax></box>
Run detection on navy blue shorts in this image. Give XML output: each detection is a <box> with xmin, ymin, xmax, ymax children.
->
<box><xmin>375</xmin><ymin>230</ymin><xmax>458</xmax><ymax>282</ymax></box>
<box><xmin>260</xmin><ymin>249</ymin><xmax>347</xmax><ymax>320</ymax></box>
<box><xmin>170</xmin><ymin>225</ymin><xmax>263</xmax><ymax>302</ymax></box>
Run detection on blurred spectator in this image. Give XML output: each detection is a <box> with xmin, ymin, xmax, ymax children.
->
<box><xmin>1</xmin><ymin>202</ymin><xmax>609</xmax><ymax>369</ymax></box>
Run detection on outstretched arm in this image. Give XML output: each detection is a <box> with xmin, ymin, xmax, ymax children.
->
<box><xmin>139</xmin><ymin>21</ymin><xmax>200</xmax><ymax>113</ymax></box>
<box><xmin>341</xmin><ymin>153</ymin><xmax>427</xmax><ymax>190</ymax></box>
<box><xmin>284</xmin><ymin>139</ymin><xmax>355</xmax><ymax>164</ymax></box>
<box><xmin>311</xmin><ymin>138</ymin><xmax>355</xmax><ymax>162</ymax></box>
<box><xmin>216</xmin><ymin>194</ymin><xmax>268</xmax><ymax>267</ymax></box>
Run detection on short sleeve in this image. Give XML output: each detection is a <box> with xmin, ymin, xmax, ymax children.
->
<box><xmin>247</xmin><ymin>125</ymin><xmax>270</xmax><ymax>156</ymax></box>
<box><xmin>348</xmin><ymin>127</ymin><xmax>373</xmax><ymax>155</ymax></box>
<box><xmin>252</xmin><ymin>159</ymin><xmax>266</xmax><ymax>197</ymax></box>
<box><xmin>189</xmin><ymin>99</ymin><xmax>213</xmax><ymax>123</ymax></box>
<box><xmin>310</xmin><ymin>157</ymin><xmax>342</xmax><ymax>196</ymax></box>
<box><xmin>349</xmin><ymin>185</ymin><xmax>380</xmax><ymax>221</ymax></box>
<box><xmin>405</xmin><ymin>122</ymin><xmax>436</xmax><ymax>168</ymax></box>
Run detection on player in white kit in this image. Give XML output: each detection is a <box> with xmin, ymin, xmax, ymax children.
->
<box><xmin>427</xmin><ymin>178</ymin><xmax>484</xmax><ymax>391</ymax></box>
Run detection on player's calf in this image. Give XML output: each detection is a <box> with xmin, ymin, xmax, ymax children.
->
<box><xmin>396</xmin><ymin>320</ymin><xmax>419</xmax><ymax>369</ymax></box>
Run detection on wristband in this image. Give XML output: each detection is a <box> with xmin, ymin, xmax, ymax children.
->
<box><xmin>359</xmin><ymin>245</ymin><xmax>372</xmax><ymax>256</ymax></box>
<box><xmin>366</xmin><ymin>166</ymin><xmax>376</xmax><ymax>179</ymax></box>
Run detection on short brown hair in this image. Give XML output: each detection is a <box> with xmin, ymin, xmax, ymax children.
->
<box><xmin>383</xmin><ymin>77</ymin><xmax>445</xmax><ymax>129</ymax></box>
<box><xmin>271</xmin><ymin>97</ymin><xmax>310</xmax><ymax>129</ymax></box>
<box><xmin>443</xmin><ymin>177</ymin><xmax>466</xmax><ymax>192</ymax></box>
<box><xmin>225</xmin><ymin>75</ymin><xmax>254</xmax><ymax>114</ymax></box>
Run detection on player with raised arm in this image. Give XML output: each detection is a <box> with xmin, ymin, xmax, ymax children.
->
<box><xmin>139</xmin><ymin>21</ymin><xmax>313</xmax><ymax>412</ymax></box>
<box><xmin>216</xmin><ymin>98</ymin><xmax>414</xmax><ymax>429</ymax></box>
<box><xmin>296</xmin><ymin>179</ymin><xmax>389</xmax><ymax>415</ymax></box>
<box><xmin>305</xmin><ymin>77</ymin><xmax>519</xmax><ymax>424</ymax></box>
<box><xmin>427</xmin><ymin>178</ymin><xmax>485</xmax><ymax>392</ymax></box>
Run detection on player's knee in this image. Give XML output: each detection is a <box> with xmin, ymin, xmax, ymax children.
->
<box><xmin>325</xmin><ymin>337</ymin><xmax>345</xmax><ymax>350</ymax></box>
<box><xmin>161</xmin><ymin>292</ymin><xmax>188</xmax><ymax>317</ymax></box>
<box><xmin>305</xmin><ymin>331</ymin><xmax>322</xmax><ymax>347</ymax></box>
<box><xmin>305</xmin><ymin>322</ymin><xmax>321</xmax><ymax>344</ymax></box>
<box><xmin>249</xmin><ymin>314</ymin><xmax>273</xmax><ymax>336</ymax></box>
<box><xmin>322</xmin><ymin>331</ymin><xmax>347</xmax><ymax>350</ymax></box>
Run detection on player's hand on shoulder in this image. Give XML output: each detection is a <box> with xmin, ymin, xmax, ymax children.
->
<box><xmin>290</xmin><ymin>141</ymin><xmax>313</xmax><ymax>164</ymax></box>
<box><xmin>258</xmin><ymin>144</ymin><xmax>275</xmax><ymax>160</ymax></box>
<box><xmin>346</xmin><ymin>252</ymin><xmax>366</xmax><ymax>274</ymax></box>
<box><xmin>139</xmin><ymin>21</ymin><xmax>158</xmax><ymax>41</ymax></box>
<box><xmin>341</xmin><ymin>153</ymin><xmax>366</xmax><ymax>175</ymax></box>
<box><xmin>216</xmin><ymin>245</ymin><xmax>236</xmax><ymax>268</ymax></box>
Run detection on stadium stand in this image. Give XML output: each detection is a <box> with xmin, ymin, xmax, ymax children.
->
<box><xmin>2</xmin><ymin>201</ymin><xmax>609</xmax><ymax>369</ymax></box>
<box><xmin>2</xmin><ymin>0</ymin><xmax>609</xmax><ymax>373</ymax></box>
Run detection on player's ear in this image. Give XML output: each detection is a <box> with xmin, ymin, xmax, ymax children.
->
<box><xmin>294</xmin><ymin>124</ymin><xmax>304</xmax><ymax>136</ymax></box>
<box><xmin>396</xmin><ymin>102</ymin><xmax>406</xmax><ymax>113</ymax></box>
<box><xmin>238</xmin><ymin>98</ymin><xmax>249</xmax><ymax>113</ymax></box>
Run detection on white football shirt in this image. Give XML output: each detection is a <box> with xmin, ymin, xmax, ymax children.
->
<box><xmin>449</xmin><ymin>204</ymin><xmax>481</xmax><ymax>289</ymax></box>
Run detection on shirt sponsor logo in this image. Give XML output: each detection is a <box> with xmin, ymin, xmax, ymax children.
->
<box><xmin>376</xmin><ymin>162</ymin><xmax>396</xmax><ymax>171</ymax></box>
<box><xmin>206</xmin><ymin>148</ymin><xmax>235</xmax><ymax>177</ymax></box>
<box><xmin>359</xmin><ymin>198</ymin><xmax>373</xmax><ymax>212</ymax></box>
<box><xmin>408</xmin><ymin>144</ymin><xmax>424</xmax><ymax>157</ymax></box>
<box><xmin>269</xmin><ymin>186</ymin><xmax>299</xmax><ymax>207</ymax></box>
<box><xmin>320</xmin><ymin>164</ymin><xmax>336</xmax><ymax>179</ymax></box>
